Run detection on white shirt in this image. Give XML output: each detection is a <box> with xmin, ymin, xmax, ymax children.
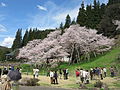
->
<box><xmin>103</xmin><ymin>68</ymin><xmax>107</xmax><ymax>72</ymax></box>
<box><xmin>82</xmin><ymin>70</ymin><xmax>86</xmax><ymax>77</ymax></box>
<box><xmin>80</xmin><ymin>70</ymin><xmax>83</xmax><ymax>76</ymax></box>
<box><xmin>50</xmin><ymin>71</ymin><xmax>54</xmax><ymax>77</ymax></box>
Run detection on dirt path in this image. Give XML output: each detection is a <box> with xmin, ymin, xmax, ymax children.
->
<box><xmin>19</xmin><ymin>86</ymin><xmax>71</xmax><ymax>90</ymax></box>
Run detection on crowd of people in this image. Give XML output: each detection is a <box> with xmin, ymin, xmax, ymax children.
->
<box><xmin>75</xmin><ymin>67</ymin><xmax>116</xmax><ymax>84</ymax></box>
<box><xmin>0</xmin><ymin>65</ymin><xmax>117</xmax><ymax>90</ymax></box>
<box><xmin>0</xmin><ymin>66</ymin><xmax>22</xmax><ymax>90</ymax></box>
<box><xmin>44</xmin><ymin>66</ymin><xmax>116</xmax><ymax>85</ymax></box>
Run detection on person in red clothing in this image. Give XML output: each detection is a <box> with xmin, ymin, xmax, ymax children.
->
<box><xmin>75</xmin><ymin>69</ymin><xmax>80</xmax><ymax>84</ymax></box>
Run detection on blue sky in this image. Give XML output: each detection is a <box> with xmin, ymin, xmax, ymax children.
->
<box><xmin>0</xmin><ymin>0</ymin><xmax>108</xmax><ymax>48</ymax></box>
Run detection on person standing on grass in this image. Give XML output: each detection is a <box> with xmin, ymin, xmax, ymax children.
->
<box><xmin>93</xmin><ymin>68</ymin><xmax>96</xmax><ymax>79</ymax></box>
<box><xmin>110</xmin><ymin>67</ymin><xmax>115</xmax><ymax>77</ymax></box>
<box><xmin>75</xmin><ymin>69</ymin><xmax>80</xmax><ymax>84</ymax></box>
<box><xmin>82</xmin><ymin>69</ymin><xmax>87</xmax><ymax>83</ymax></box>
<box><xmin>53</xmin><ymin>71</ymin><xmax>58</xmax><ymax>84</ymax></box>
<box><xmin>80</xmin><ymin>69</ymin><xmax>84</xmax><ymax>83</ymax></box>
<box><xmin>85</xmin><ymin>70</ymin><xmax>90</xmax><ymax>84</ymax></box>
<box><xmin>63</xmin><ymin>69</ymin><xmax>66</xmax><ymax>80</ymax></box>
<box><xmin>66</xmin><ymin>68</ymin><xmax>69</xmax><ymax>79</ymax></box>
<box><xmin>3</xmin><ymin>67</ymin><xmax>8</xmax><ymax>75</ymax></box>
<box><xmin>0</xmin><ymin>68</ymin><xmax>2</xmax><ymax>78</ymax></box>
<box><xmin>100</xmin><ymin>68</ymin><xmax>103</xmax><ymax>80</ymax></box>
<box><xmin>50</xmin><ymin>70</ymin><xmax>54</xmax><ymax>84</ymax></box>
<box><xmin>103</xmin><ymin>67</ymin><xmax>107</xmax><ymax>78</ymax></box>
<box><xmin>90</xmin><ymin>68</ymin><xmax>94</xmax><ymax>80</ymax></box>
<box><xmin>33</xmin><ymin>68</ymin><xmax>36</xmax><ymax>78</ymax></box>
<box><xmin>35</xmin><ymin>68</ymin><xmax>39</xmax><ymax>78</ymax></box>
<box><xmin>59</xmin><ymin>69</ymin><xmax>62</xmax><ymax>79</ymax></box>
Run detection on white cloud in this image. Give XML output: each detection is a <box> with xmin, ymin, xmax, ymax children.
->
<box><xmin>0</xmin><ymin>24</ymin><xmax>7</xmax><ymax>32</ymax></box>
<box><xmin>37</xmin><ymin>5</ymin><xmax>47</xmax><ymax>11</ymax></box>
<box><xmin>52</xmin><ymin>6</ymin><xmax>79</xmax><ymax>24</ymax></box>
<box><xmin>28</xmin><ymin>1</ymin><xmax>80</xmax><ymax>29</ymax></box>
<box><xmin>0</xmin><ymin>2</ymin><xmax>6</xmax><ymax>7</ymax></box>
<box><xmin>0</xmin><ymin>37</ymin><xmax>14</xmax><ymax>48</ymax></box>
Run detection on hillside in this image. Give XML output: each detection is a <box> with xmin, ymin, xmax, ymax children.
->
<box><xmin>0</xmin><ymin>46</ymin><xmax>11</xmax><ymax>61</ymax></box>
<box><xmin>59</xmin><ymin>47</ymin><xmax>120</xmax><ymax>75</ymax></box>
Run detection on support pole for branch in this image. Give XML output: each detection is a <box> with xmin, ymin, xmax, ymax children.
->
<box><xmin>69</xmin><ymin>44</ymin><xmax>75</xmax><ymax>65</ymax></box>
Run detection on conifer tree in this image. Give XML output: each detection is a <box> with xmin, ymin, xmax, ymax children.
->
<box><xmin>60</xmin><ymin>22</ymin><xmax>64</xmax><ymax>30</ymax></box>
<box><xmin>76</xmin><ymin>1</ymin><xmax>86</xmax><ymax>26</ymax></box>
<box><xmin>71</xmin><ymin>18</ymin><xmax>76</xmax><ymax>25</ymax></box>
<box><xmin>12</xmin><ymin>29</ymin><xmax>22</xmax><ymax>50</ymax></box>
<box><xmin>92</xmin><ymin>0</ymin><xmax>101</xmax><ymax>29</ymax></box>
<box><xmin>28</xmin><ymin>28</ymin><xmax>34</xmax><ymax>41</ymax></box>
<box><xmin>60</xmin><ymin>22</ymin><xmax>64</xmax><ymax>35</ymax></box>
<box><xmin>22</xmin><ymin>30</ymin><xmax>29</xmax><ymax>47</ymax></box>
<box><xmin>64</xmin><ymin>14</ymin><xmax>71</xmax><ymax>28</ymax></box>
<box><xmin>108</xmin><ymin>0</ymin><xmax>120</xmax><ymax>5</ymax></box>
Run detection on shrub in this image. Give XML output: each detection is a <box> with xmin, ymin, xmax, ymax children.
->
<box><xmin>19</xmin><ymin>77</ymin><xmax>39</xmax><ymax>86</ymax></box>
<box><xmin>94</xmin><ymin>80</ymin><xmax>103</xmax><ymax>88</ymax></box>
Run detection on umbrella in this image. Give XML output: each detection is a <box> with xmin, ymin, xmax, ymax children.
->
<box><xmin>8</xmin><ymin>70</ymin><xmax>22</xmax><ymax>81</ymax></box>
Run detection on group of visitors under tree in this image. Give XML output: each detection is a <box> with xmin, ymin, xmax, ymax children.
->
<box><xmin>75</xmin><ymin>66</ymin><xmax>116</xmax><ymax>84</ymax></box>
<box><xmin>45</xmin><ymin>66</ymin><xmax>116</xmax><ymax>85</ymax></box>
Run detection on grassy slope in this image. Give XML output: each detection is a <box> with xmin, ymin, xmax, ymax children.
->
<box><xmin>59</xmin><ymin>47</ymin><xmax>120</xmax><ymax>75</ymax></box>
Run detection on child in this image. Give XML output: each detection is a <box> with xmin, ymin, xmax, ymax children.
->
<box><xmin>3</xmin><ymin>78</ymin><xmax>11</xmax><ymax>90</ymax></box>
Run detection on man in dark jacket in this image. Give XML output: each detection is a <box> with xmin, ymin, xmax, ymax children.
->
<box><xmin>53</xmin><ymin>71</ymin><xmax>58</xmax><ymax>84</ymax></box>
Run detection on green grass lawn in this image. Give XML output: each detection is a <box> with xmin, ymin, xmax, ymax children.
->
<box><xmin>58</xmin><ymin>47</ymin><xmax>120</xmax><ymax>76</ymax></box>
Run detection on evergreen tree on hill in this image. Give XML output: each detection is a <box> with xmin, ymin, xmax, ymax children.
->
<box><xmin>92</xmin><ymin>0</ymin><xmax>101</xmax><ymax>29</ymax></box>
<box><xmin>71</xmin><ymin>18</ymin><xmax>76</xmax><ymax>25</ymax></box>
<box><xmin>60</xmin><ymin>22</ymin><xmax>64</xmax><ymax>35</ymax></box>
<box><xmin>64</xmin><ymin>14</ymin><xmax>71</xmax><ymax>28</ymax></box>
<box><xmin>28</xmin><ymin>28</ymin><xmax>34</xmax><ymax>41</ymax></box>
<box><xmin>12</xmin><ymin>29</ymin><xmax>22</xmax><ymax>50</ymax></box>
<box><xmin>86</xmin><ymin>4</ymin><xmax>94</xmax><ymax>28</ymax></box>
<box><xmin>76</xmin><ymin>1</ymin><xmax>86</xmax><ymax>26</ymax></box>
<box><xmin>22</xmin><ymin>30</ymin><xmax>29</xmax><ymax>47</ymax></box>
<box><xmin>97</xmin><ymin>3</ymin><xmax>120</xmax><ymax>37</ymax></box>
<box><xmin>108</xmin><ymin>0</ymin><xmax>120</xmax><ymax>5</ymax></box>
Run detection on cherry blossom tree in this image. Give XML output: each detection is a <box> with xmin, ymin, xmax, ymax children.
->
<box><xmin>17</xmin><ymin>25</ymin><xmax>114</xmax><ymax>64</ymax></box>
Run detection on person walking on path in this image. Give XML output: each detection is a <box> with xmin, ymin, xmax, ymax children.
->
<box><xmin>50</xmin><ymin>70</ymin><xmax>54</xmax><ymax>84</ymax></box>
<box><xmin>103</xmin><ymin>67</ymin><xmax>107</xmax><ymax>78</ymax></box>
<box><xmin>53</xmin><ymin>71</ymin><xmax>58</xmax><ymax>84</ymax></box>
